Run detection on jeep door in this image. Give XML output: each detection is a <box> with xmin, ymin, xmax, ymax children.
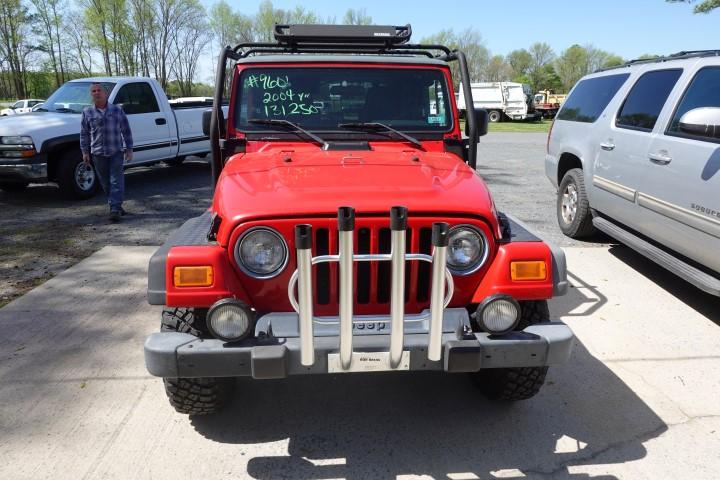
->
<box><xmin>639</xmin><ymin>63</ymin><xmax>720</xmax><ymax>273</ymax></box>
<box><xmin>111</xmin><ymin>82</ymin><xmax>173</xmax><ymax>164</ymax></box>
<box><xmin>591</xmin><ymin>69</ymin><xmax>684</xmax><ymax>230</ymax></box>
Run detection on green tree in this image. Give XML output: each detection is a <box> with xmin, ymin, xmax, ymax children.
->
<box><xmin>485</xmin><ymin>55</ymin><xmax>512</xmax><ymax>82</ymax></box>
<box><xmin>667</xmin><ymin>0</ymin><xmax>720</xmax><ymax>13</ymax></box>
<box><xmin>343</xmin><ymin>8</ymin><xmax>372</xmax><ymax>25</ymax></box>
<box><xmin>30</xmin><ymin>0</ymin><xmax>66</xmax><ymax>87</ymax></box>
<box><xmin>506</xmin><ymin>49</ymin><xmax>532</xmax><ymax>79</ymax></box>
<box><xmin>527</xmin><ymin>42</ymin><xmax>555</xmax><ymax>92</ymax></box>
<box><xmin>171</xmin><ymin>0</ymin><xmax>210</xmax><ymax>95</ymax></box>
<box><xmin>0</xmin><ymin>0</ymin><xmax>35</xmax><ymax>97</ymax></box>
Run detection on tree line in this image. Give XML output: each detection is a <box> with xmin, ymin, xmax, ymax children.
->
<box><xmin>1</xmin><ymin>0</ymin><xmax>644</xmax><ymax>100</ymax></box>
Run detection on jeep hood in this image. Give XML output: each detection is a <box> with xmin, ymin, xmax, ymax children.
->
<box><xmin>214</xmin><ymin>145</ymin><xmax>498</xmax><ymax>240</ymax></box>
<box><xmin>0</xmin><ymin>112</ymin><xmax>80</xmax><ymax>149</ymax></box>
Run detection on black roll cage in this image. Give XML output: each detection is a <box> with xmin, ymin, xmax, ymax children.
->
<box><xmin>209</xmin><ymin>24</ymin><xmax>477</xmax><ymax>186</ymax></box>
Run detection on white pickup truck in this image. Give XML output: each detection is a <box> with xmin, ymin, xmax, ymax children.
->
<box><xmin>0</xmin><ymin>77</ymin><xmax>214</xmax><ymax>198</ymax></box>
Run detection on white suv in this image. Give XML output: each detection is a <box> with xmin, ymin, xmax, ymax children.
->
<box><xmin>545</xmin><ymin>50</ymin><xmax>720</xmax><ymax>296</ymax></box>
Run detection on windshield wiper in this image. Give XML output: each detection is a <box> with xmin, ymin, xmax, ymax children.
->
<box><xmin>248</xmin><ymin>118</ymin><xmax>328</xmax><ymax>149</ymax></box>
<box><xmin>35</xmin><ymin>107</ymin><xmax>48</xmax><ymax>112</ymax></box>
<box><xmin>53</xmin><ymin>107</ymin><xmax>78</xmax><ymax>113</ymax></box>
<box><xmin>338</xmin><ymin>122</ymin><xmax>424</xmax><ymax>149</ymax></box>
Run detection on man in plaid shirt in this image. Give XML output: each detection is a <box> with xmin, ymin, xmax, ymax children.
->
<box><xmin>80</xmin><ymin>83</ymin><xmax>133</xmax><ymax>222</ymax></box>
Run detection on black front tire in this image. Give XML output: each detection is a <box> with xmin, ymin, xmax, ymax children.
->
<box><xmin>488</xmin><ymin>110</ymin><xmax>502</xmax><ymax>123</ymax></box>
<box><xmin>160</xmin><ymin>307</ymin><xmax>232</xmax><ymax>415</ymax></box>
<box><xmin>0</xmin><ymin>181</ymin><xmax>29</xmax><ymax>192</ymax></box>
<box><xmin>557</xmin><ymin>167</ymin><xmax>596</xmax><ymax>238</ymax></box>
<box><xmin>471</xmin><ymin>300</ymin><xmax>551</xmax><ymax>401</ymax></box>
<box><xmin>57</xmin><ymin>150</ymin><xmax>98</xmax><ymax>199</ymax></box>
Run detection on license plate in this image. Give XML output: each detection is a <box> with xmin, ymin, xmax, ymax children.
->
<box><xmin>327</xmin><ymin>351</ymin><xmax>410</xmax><ymax>373</ymax></box>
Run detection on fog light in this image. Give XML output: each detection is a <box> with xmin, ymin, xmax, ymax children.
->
<box><xmin>476</xmin><ymin>295</ymin><xmax>520</xmax><ymax>334</ymax></box>
<box><xmin>207</xmin><ymin>299</ymin><xmax>254</xmax><ymax>342</ymax></box>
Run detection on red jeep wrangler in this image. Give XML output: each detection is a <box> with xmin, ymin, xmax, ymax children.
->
<box><xmin>144</xmin><ymin>24</ymin><xmax>573</xmax><ymax>415</ymax></box>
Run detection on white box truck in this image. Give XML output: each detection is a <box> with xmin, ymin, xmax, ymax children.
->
<box><xmin>457</xmin><ymin>82</ymin><xmax>539</xmax><ymax>122</ymax></box>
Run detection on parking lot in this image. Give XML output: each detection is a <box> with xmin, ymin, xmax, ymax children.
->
<box><xmin>1</xmin><ymin>133</ymin><xmax>719</xmax><ymax>479</ymax></box>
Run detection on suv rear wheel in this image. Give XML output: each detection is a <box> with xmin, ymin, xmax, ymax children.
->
<box><xmin>557</xmin><ymin>168</ymin><xmax>596</xmax><ymax>238</ymax></box>
<box><xmin>160</xmin><ymin>307</ymin><xmax>232</xmax><ymax>415</ymax></box>
<box><xmin>471</xmin><ymin>300</ymin><xmax>552</xmax><ymax>401</ymax></box>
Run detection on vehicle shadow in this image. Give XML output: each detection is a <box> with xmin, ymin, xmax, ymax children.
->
<box><xmin>190</xmin><ymin>278</ymin><xmax>664</xmax><ymax>479</ymax></box>
<box><xmin>608</xmin><ymin>245</ymin><xmax>720</xmax><ymax>324</ymax></box>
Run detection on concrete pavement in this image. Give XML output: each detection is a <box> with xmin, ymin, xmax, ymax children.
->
<box><xmin>0</xmin><ymin>246</ymin><xmax>719</xmax><ymax>479</ymax></box>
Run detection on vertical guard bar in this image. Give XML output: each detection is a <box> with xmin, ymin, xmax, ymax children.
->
<box><xmin>338</xmin><ymin>207</ymin><xmax>355</xmax><ymax>370</ymax></box>
<box><xmin>389</xmin><ymin>206</ymin><xmax>408</xmax><ymax>368</ymax></box>
<box><xmin>428</xmin><ymin>222</ymin><xmax>449</xmax><ymax>361</ymax></box>
<box><xmin>295</xmin><ymin>225</ymin><xmax>315</xmax><ymax>366</ymax></box>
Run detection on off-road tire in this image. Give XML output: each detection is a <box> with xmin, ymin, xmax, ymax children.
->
<box><xmin>57</xmin><ymin>150</ymin><xmax>98</xmax><ymax>199</ymax></box>
<box><xmin>557</xmin><ymin>167</ymin><xmax>596</xmax><ymax>238</ymax></box>
<box><xmin>0</xmin><ymin>181</ymin><xmax>29</xmax><ymax>192</ymax></box>
<box><xmin>160</xmin><ymin>307</ymin><xmax>232</xmax><ymax>415</ymax></box>
<box><xmin>488</xmin><ymin>110</ymin><xmax>502</xmax><ymax>123</ymax></box>
<box><xmin>471</xmin><ymin>300</ymin><xmax>551</xmax><ymax>401</ymax></box>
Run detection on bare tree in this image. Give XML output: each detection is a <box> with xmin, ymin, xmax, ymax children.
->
<box><xmin>170</xmin><ymin>0</ymin><xmax>210</xmax><ymax>95</ymax></box>
<box><xmin>65</xmin><ymin>18</ymin><xmax>94</xmax><ymax>75</ymax></box>
<box><xmin>31</xmin><ymin>0</ymin><xmax>67</xmax><ymax>87</ymax></box>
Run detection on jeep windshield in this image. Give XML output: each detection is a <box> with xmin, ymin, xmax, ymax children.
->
<box><xmin>234</xmin><ymin>67</ymin><xmax>452</xmax><ymax>135</ymax></box>
<box><xmin>40</xmin><ymin>81</ymin><xmax>116</xmax><ymax>113</ymax></box>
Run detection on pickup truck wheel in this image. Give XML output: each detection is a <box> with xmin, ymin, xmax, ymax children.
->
<box><xmin>488</xmin><ymin>110</ymin><xmax>502</xmax><ymax>123</ymax></box>
<box><xmin>164</xmin><ymin>156</ymin><xmax>185</xmax><ymax>166</ymax></box>
<box><xmin>471</xmin><ymin>300</ymin><xmax>550</xmax><ymax>401</ymax></box>
<box><xmin>57</xmin><ymin>151</ymin><xmax>98</xmax><ymax>199</ymax></box>
<box><xmin>557</xmin><ymin>168</ymin><xmax>596</xmax><ymax>238</ymax></box>
<box><xmin>160</xmin><ymin>307</ymin><xmax>232</xmax><ymax>415</ymax></box>
<box><xmin>0</xmin><ymin>181</ymin><xmax>29</xmax><ymax>192</ymax></box>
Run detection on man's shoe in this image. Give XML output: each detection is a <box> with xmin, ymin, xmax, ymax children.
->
<box><xmin>109</xmin><ymin>210</ymin><xmax>121</xmax><ymax>222</ymax></box>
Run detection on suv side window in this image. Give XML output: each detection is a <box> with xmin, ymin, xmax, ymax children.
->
<box><xmin>114</xmin><ymin>82</ymin><xmax>160</xmax><ymax>115</ymax></box>
<box><xmin>556</xmin><ymin>73</ymin><xmax>629</xmax><ymax>123</ymax></box>
<box><xmin>666</xmin><ymin>66</ymin><xmax>720</xmax><ymax>142</ymax></box>
<box><xmin>616</xmin><ymin>69</ymin><xmax>682</xmax><ymax>131</ymax></box>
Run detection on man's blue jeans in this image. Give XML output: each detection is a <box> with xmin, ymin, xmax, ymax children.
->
<box><xmin>93</xmin><ymin>152</ymin><xmax>124</xmax><ymax>211</ymax></box>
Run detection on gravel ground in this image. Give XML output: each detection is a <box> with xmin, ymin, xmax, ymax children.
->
<box><xmin>0</xmin><ymin>157</ymin><xmax>212</xmax><ymax>305</ymax></box>
<box><xmin>477</xmin><ymin>132</ymin><xmax>611</xmax><ymax>248</ymax></box>
<box><xmin>0</xmin><ymin>134</ymin><xmax>607</xmax><ymax>305</ymax></box>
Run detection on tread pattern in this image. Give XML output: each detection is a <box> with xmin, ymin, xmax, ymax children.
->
<box><xmin>472</xmin><ymin>300</ymin><xmax>551</xmax><ymax>401</ymax></box>
<box><xmin>160</xmin><ymin>307</ymin><xmax>230</xmax><ymax>415</ymax></box>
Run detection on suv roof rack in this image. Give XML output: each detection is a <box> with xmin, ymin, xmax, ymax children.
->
<box><xmin>597</xmin><ymin>49</ymin><xmax>720</xmax><ymax>72</ymax></box>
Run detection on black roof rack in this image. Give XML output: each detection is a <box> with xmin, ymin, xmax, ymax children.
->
<box><xmin>225</xmin><ymin>24</ymin><xmax>451</xmax><ymax>60</ymax></box>
<box><xmin>597</xmin><ymin>49</ymin><xmax>720</xmax><ymax>72</ymax></box>
<box><xmin>274</xmin><ymin>24</ymin><xmax>411</xmax><ymax>47</ymax></box>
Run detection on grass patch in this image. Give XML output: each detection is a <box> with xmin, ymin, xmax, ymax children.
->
<box><xmin>460</xmin><ymin>119</ymin><xmax>552</xmax><ymax>133</ymax></box>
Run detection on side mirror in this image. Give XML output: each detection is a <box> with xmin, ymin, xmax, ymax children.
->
<box><xmin>465</xmin><ymin>108</ymin><xmax>489</xmax><ymax>138</ymax></box>
<box><xmin>202</xmin><ymin>109</ymin><xmax>212</xmax><ymax>136</ymax></box>
<box><xmin>679</xmin><ymin>107</ymin><xmax>720</xmax><ymax>139</ymax></box>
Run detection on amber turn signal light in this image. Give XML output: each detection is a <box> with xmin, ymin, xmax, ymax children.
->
<box><xmin>510</xmin><ymin>261</ymin><xmax>547</xmax><ymax>281</ymax></box>
<box><xmin>173</xmin><ymin>266</ymin><xmax>213</xmax><ymax>287</ymax></box>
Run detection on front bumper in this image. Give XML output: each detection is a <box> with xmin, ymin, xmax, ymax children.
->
<box><xmin>0</xmin><ymin>161</ymin><xmax>47</xmax><ymax>182</ymax></box>
<box><xmin>144</xmin><ymin>311</ymin><xmax>574</xmax><ymax>379</ymax></box>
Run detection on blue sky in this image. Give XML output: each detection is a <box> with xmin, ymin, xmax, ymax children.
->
<box><xmin>197</xmin><ymin>0</ymin><xmax>718</xmax><ymax>81</ymax></box>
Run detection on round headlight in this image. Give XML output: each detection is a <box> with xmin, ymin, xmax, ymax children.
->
<box><xmin>235</xmin><ymin>227</ymin><xmax>288</xmax><ymax>278</ymax></box>
<box><xmin>446</xmin><ymin>226</ymin><xmax>488</xmax><ymax>275</ymax></box>
<box><xmin>207</xmin><ymin>299</ymin><xmax>254</xmax><ymax>342</ymax></box>
<box><xmin>477</xmin><ymin>295</ymin><xmax>520</xmax><ymax>334</ymax></box>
